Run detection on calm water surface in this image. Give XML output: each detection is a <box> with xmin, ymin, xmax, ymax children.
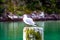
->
<box><xmin>0</xmin><ymin>21</ymin><xmax>60</xmax><ymax>40</ymax></box>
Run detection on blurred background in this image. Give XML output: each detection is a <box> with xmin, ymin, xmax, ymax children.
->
<box><xmin>0</xmin><ymin>0</ymin><xmax>60</xmax><ymax>14</ymax></box>
<box><xmin>0</xmin><ymin>0</ymin><xmax>60</xmax><ymax>21</ymax></box>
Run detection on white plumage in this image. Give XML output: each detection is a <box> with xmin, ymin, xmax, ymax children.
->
<box><xmin>23</xmin><ymin>14</ymin><xmax>36</xmax><ymax>26</ymax></box>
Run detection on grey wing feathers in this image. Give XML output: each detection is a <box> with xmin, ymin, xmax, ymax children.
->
<box><xmin>25</xmin><ymin>18</ymin><xmax>35</xmax><ymax>25</ymax></box>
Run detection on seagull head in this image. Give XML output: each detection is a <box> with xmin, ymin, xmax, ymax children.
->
<box><xmin>23</xmin><ymin>14</ymin><xmax>27</xmax><ymax>18</ymax></box>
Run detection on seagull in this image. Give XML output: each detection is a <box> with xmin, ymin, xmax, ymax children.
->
<box><xmin>23</xmin><ymin>14</ymin><xmax>37</xmax><ymax>26</ymax></box>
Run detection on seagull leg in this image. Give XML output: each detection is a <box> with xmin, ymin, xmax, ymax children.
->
<box><xmin>25</xmin><ymin>24</ymin><xmax>29</xmax><ymax>27</ymax></box>
<box><xmin>26</xmin><ymin>24</ymin><xmax>32</xmax><ymax>27</ymax></box>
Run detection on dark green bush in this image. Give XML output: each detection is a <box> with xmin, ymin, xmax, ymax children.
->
<box><xmin>0</xmin><ymin>0</ymin><xmax>60</xmax><ymax>16</ymax></box>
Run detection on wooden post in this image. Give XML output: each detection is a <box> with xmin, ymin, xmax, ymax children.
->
<box><xmin>23</xmin><ymin>27</ymin><xmax>44</xmax><ymax>40</ymax></box>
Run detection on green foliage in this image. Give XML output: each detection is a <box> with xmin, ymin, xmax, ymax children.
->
<box><xmin>0</xmin><ymin>0</ymin><xmax>5</xmax><ymax>14</ymax></box>
<box><xmin>26</xmin><ymin>28</ymin><xmax>42</xmax><ymax>40</ymax></box>
<box><xmin>26</xmin><ymin>0</ymin><xmax>60</xmax><ymax>14</ymax></box>
<box><xmin>0</xmin><ymin>5</ymin><xmax>4</xmax><ymax>13</ymax></box>
<box><xmin>18</xmin><ymin>6</ymin><xmax>24</xmax><ymax>11</ymax></box>
<box><xmin>1</xmin><ymin>0</ymin><xmax>60</xmax><ymax>15</ymax></box>
<box><xmin>16</xmin><ymin>11</ymin><xmax>24</xmax><ymax>16</ymax></box>
<box><xmin>0</xmin><ymin>0</ymin><xmax>5</xmax><ymax>3</ymax></box>
<box><xmin>26</xmin><ymin>1</ymin><xmax>41</xmax><ymax>11</ymax></box>
<box><xmin>7</xmin><ymin>2</ymin><xmax>15</xmax><ymax>13</ymax></box>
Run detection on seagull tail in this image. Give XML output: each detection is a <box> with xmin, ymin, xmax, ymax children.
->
<box><xmin>33</xmin><ymin>25</ymin><xmax>37</xmax><ymax>26</ymax></box>
<box><xmin>33</xmin><ymin>24</ymin><xmax>38</xmax><ymax>27</ymax></box>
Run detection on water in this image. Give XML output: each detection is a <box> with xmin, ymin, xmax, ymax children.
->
<box><xmin>0</xmin><ymin>21</ymin><xmax>60</xmax><ymax>40</ymax></box>
<box><xmin>0</xmin><ymin>22</ymin><xmax>25</xmax><ymax>40</ymax></box>
<box><xmin>44</xmin><ymin>21</ymin><xmax>60</xmax><ymax>40</ymax></box>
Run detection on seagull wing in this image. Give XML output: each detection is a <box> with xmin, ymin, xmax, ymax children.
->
<box><xmin>25</xmin><ymin>18</ymin><xmax>35</xmax><ymax>25</ymax></box>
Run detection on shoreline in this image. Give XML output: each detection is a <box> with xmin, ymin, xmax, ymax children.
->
<box><xmin>0</xmin><ymin>18</ymin><xmax>60</xmax><ymax>22</ymax></box>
